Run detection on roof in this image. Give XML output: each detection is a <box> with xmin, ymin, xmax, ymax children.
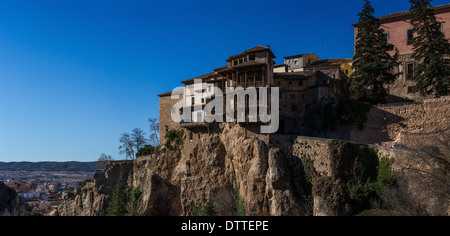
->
<box><xmin>181</xmin><ymin>71</ymin><xmax>217</xmax><ymax>84</ymax></box>
<box><xmin>233</xmin><ymin>60</ymin><xmax>266</xmax><ymax>69</ymax></box>
<box><xmin>284</xmin><ymin>53</ymin><xmax>316</xmax><ymax>59</ymax></box>
<box><xmin>227</xmin><ymin>45</ymin><xmax>276</xmax><ymax>60</ymax></box>
<box><xmin>274</xmin><ymin>64</ymin><xmax>287</xmax><ymax>68</ymax></box>
<box><xmin>352</xmin><ymin>3</ymin><xmax>450</xmax><ymax>26</ymax></box>
<box><xmin>213</xmin><ymin>65</ymin><xmax>228</xmax><ymax>72</ymax></box>
<box><xmin>274</xmin><ymin>72</ymin><xmax>313</xmax><ymax>80</ymax></box>
<box><xmin>308</xmin><ymin>59</ymin><xmax>353</xmax><ymax>67</ymax></box>
<box><xmin>158</xmin><ymin>89</ymin><xmax>183</xmax><ymax>97</ymax></box>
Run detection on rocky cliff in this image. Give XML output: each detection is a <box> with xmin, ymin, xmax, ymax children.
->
<box><xmin>57</xmin><ymin>123</ymin><xmax>449</xmax><ymax>216</ymax></box>
<box><xmin>0</xmin><ymin>182</ymin><xmax>28</xmax><ymax>216</ymax></box>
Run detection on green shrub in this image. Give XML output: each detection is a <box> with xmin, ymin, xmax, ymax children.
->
<box><xmin>234</xmin><ymin>182</ymin><xmax>246</xmax><ymax>216</ymax></box>
<box><xmin>77</xmin><ymin>179</ymin><xmax>94</xmax><ymax>189</ymax></box>
<box><xmin>191</xmin><ymin>198</ymin><xmax>217</xmax><ymax>216</ymax></box>
<box><xmin>136</xmin><ymin>145</ymin><xmax>158</xmax><ymax>158</ymax></box>
<box><xmin>107</xmin><ymin>176</ymin><xmax>129</xmax><ymax>216</ymax></box>
<box><xmin>347</xmin><ymin>156</ymin><xmax>396</xmax><ymax>213</ymax></box>
<box><xmin>130</xmin><ymin>186</ymin><xmax>142</xmax><ymax>205</ymax></box>
<box><xmin>164</xmin><ymin>130</ymin><xmax>184</xmax><ymax>148</ymax></box>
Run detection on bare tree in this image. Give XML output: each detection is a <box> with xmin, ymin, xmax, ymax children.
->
<box><xmin>119</xmin><ymin>132</ymin><xmax>135</xmax><ymax>160</ymax></box>
<box><xmin>386</xmin><ymin>131</ymin><xmax>450</xmax><ymax>215</ymax></box>
<box><xmin>148</xmin><ymin>118</ymin><xmax>160</xmax><ymax>147</ymax></box>
<box><xmin>96</xmin><ymin>153</ymin><xmax>113</xmax><ymax>168</ymax></box>
<box><xmin>131</xmin><ymin>128</ymin><xmax>148</xmax><ymax>152</ymax></box>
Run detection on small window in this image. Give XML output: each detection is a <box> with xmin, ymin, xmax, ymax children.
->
<box><xmin>201</xmin><ymin>98</ymin><xmax>205</xmax><ymax>103</ymax></box>
<box><xmin>277</xmin><ymin>81</ymin><xmax>281</xmax><ymax>86</ymax></box>
<box><xmin>165</xmin><ymin>125</ymin><xmax>169</xmax><ymax>132</ymax></box>
<box><xmin>249</xmin><ymin>54</ymin><xmax>255</xmax><ymax>61</ymax></box>
<box><xmin>289</xmin><ymin>81</ymin><xmax>292</xmax><ymax>85</ymax></box>
<box><xmin>192</xmin><ymin>97</ymin><xmax>195</xmax><ymax>106</ymax></box>
<box><xmin>239</xmin><ymin>58</ymin><xmax>243</xmax><ymax>64</ymax></box>
<box><xmin>438</xmin><ymin>22</ymin><xmax>444</xmax><ymax>32</ymax></box>
<box><xmin>407</xmin><ymin>86</ymin><xmax>415</xmax><ymax>94</ymax></box>
<box><xmin>234</xmin><ymin>60</ymin><xmax>238</xmax><ymax>66</ymax></box>
<box><xmin>406</xmin><ymin>62</ymin><xmax>415</xmax><ymax>80</ymax></box>
<box><xmin>407</xmin><ymin>28</ymin><xmax>414</xmax><ymax>44</ymax></box>
<box><xmin>244</xmin><ymin>57</ymin><xmax>248</xmax><ymax>62</ymax></box>
<box><xmin>383</xmin><ymin>32</ymin><xmax>390</xmax><ymax>43</ymax></box>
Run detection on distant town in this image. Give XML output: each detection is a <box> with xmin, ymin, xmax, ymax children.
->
<box><xmin>0</xmin><ymin>162</ymin><xmax>96</xmax><ymax>214</ymax></box>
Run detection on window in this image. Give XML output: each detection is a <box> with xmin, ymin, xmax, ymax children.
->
<box><xmin>383</xmin><ymin>32</ymin><xmax>390</xmax><ymax>43</ymax></box>
<box><xmin>289</xmin><ymin>81</ymin><xmax>292</xmax><ymax>85</ymax></box>
<box><xmin>244</xmin><ymin>57</ymin><xmax>248</xmax><ymax>62</ymax></box>
<box><xmin>249</xmin><ymin>54</ymin><xmax>255</xmax><ymax>61</ymax></box>
<box><xmin>407</xmin><ymin>28</ymin><xmax>414</xmax><ymax>45</ymax></box>
<box><xmin>239</xmin><ymin>58</ymin><xmax>243</xmax><ymax>64</ymax></box>
<box><xmin>407</xmin><ymin>86</ymin><xmax>415</xmax><ymax>94</ymax></box>
<box><xmin>291</xmin><ymin>105</ymin><xmax>298</xmax><ymax>112</ymax></box>
<box><xmin>298</xmin><ymin>81</ymin><xmax>303</xmax><ymax>86</ymax></box>
<box><xmin>234</xmin><ymin>60</ymin><xmax>238</xmax><ymax>66</ymax></box>
<box><xmin>201</xmin><ymin>98</ymin><xmax>205</xmax><ymax>103</ymax></box>
<box><xmin>192</xmin><ymin>97</ymin><xmax>195</xmax><ymax>106</ymax></box>
<box><xmin>406</xmin><ymin>62</ymin><xmax>415</xmax><ymax>80</ymax></box>
<box><xmin>438</xmin><ymin>22</ymin><xmax>444</xmax><ymax>32</ymax></box>
<box><xmin>277</xmin><ymin>81</ymin><xmax>281</xmax><ymax>86</ymax></box>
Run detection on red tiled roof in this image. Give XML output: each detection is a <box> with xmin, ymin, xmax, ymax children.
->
<box><xmin>158</xmin><ymin>89</ymin><xmax>183</xmax><ymax>97</ymax></box>
<box><xmin>308</xmin><ymin>59</ymin><xmax>353</xmax><ymax>67</ymax></box>
<box><xmin>352</xmin><ymin>3</ymin><xmax>450</xmax><ymax>26</ymax></box>
<box><xmin>228</xmin><ymin>45</ymin><xmax>276</xmax><ymax>60</ymax></box>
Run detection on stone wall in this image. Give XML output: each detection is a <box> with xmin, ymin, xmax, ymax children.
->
<box><xmin>159</xmin><ymin>93</ymin><xmax>182</xmax><ymax>146</ymax></box>
<box><xmin>329</xmin><ymin>96</ymin><xmax>450</xmax><ymax>149</ymax></box>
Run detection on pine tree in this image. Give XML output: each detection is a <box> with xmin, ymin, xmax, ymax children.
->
<box><xmin>351</xmin><ymin>0</ymin><xmax>399</xmax><ymax>104</ymax></box>
<box><xmin>410</xmin><ymin>0</ymin><xmax>450</xmax><ymax>97</ymax></box>
<box><xmin>107</xmin><ymin>176</ymin><xmax>129</xmax><ymax>216</ymax></box>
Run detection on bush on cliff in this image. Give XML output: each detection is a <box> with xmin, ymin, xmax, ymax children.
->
<box><xmin>164</xmin><ymin>130</ymin><xmax>184</xmax><ymax>148</ymax></box>
<box><xmin>107</xmin><ymin>176</ymin><xmax>129</xmax><ymax>216</ymax></box>
<box><xmin>190</xmin><ymin>198</ymin><xmax>217</xmax><ymax>216</ymax></box>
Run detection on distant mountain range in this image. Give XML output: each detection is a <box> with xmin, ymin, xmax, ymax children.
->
<box><xmin>0</xmin><ymin>161</ymin><xmax>98</xmax><ymax>172</ymax></box>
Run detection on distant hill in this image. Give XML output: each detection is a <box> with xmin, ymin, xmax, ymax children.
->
<box><xmin>0</xmin><ymin>161</ymin><xmax>98</xmax><ymax>172</ymax></box>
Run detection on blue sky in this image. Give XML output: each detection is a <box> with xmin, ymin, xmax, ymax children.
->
<box><xmin>0</xmin><ymin>0</ymin><xmax>448</xmax><ymax>162</ymax></box>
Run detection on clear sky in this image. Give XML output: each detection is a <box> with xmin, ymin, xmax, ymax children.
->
<box><xmin>0</xmin><ymin>0</ymin><xmax>448</xmax><ymax>162</ymax></box>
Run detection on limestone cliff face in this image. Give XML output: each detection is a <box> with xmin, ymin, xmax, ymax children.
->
<box><xmin>0</xmin><ymin>182</ymin><xmax>28</xmax><ymax>216</ymax></box>
<box><xmin>58</xmin><ymin>124</ymin><xmax>303</xmax><ymax>216</ymax></box>
<box><xmin>57</xmin><ymin>123</ymin><xmax>448</xmax><ymax>216</ymax></box>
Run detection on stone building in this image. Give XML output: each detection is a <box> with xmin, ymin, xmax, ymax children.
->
<box><xmin>352</xmin><ymin>3</ymin><xmax>450</xmax><ymax>102</ymax></box>
<box><xmin>274</xmin><ymin>53</ymin><xmax>321</xmax><ymax>73</ymax></box>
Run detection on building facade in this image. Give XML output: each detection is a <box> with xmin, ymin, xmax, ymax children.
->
<box><xmin>158</xmin><ymin>46</ymin><xmax>353</xmax><ymax>144</ymax></box>
<box><xmin>353</xmin><ymin>3</ymin><xmax>450</xmax><ymax>102</ymax></box>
